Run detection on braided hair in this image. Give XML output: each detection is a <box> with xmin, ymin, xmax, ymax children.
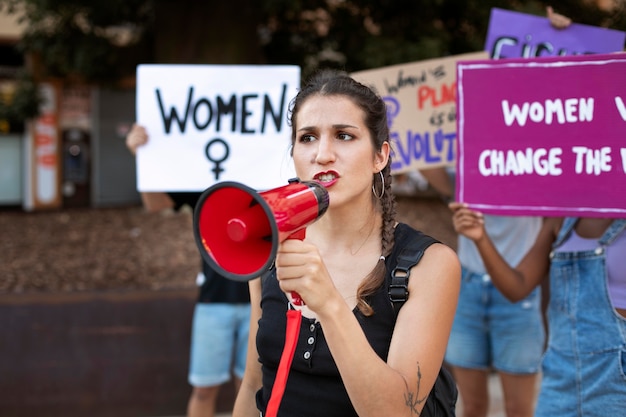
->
<box><xmin>289</xmin><ymin>69</ymin><xmax>397</xmax><ymax>316</ymax></box>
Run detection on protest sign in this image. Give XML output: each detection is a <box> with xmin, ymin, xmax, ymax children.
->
<box><xmin>352</xmin><ymin>52</ymin><xmax>488</xmax><ymax>174</ymax></box>
<box><xmin>485</xmin><ymin>8</ymin><xmax>626</xmax><ymax>59</ymax></box>
<box><xmin>136</xmin><ymin>65</ymin><xmax>299</xmax><ymax>191</ymax></box>
<box><xmin>456</xmin><ymin>52</ymin><xmax>626</xmax><ymax>218</ymax></box>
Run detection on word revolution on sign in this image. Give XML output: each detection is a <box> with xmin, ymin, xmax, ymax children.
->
<box><xmin>391</xmin><ymin>128</ymin><xmax>455</xmax><ymax>170</ymax></box>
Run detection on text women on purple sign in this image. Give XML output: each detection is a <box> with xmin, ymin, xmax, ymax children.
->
<box><xmin>456</xmin><ymin>52</ymin><xmax>626</xmax><ymax>218</ymax></box>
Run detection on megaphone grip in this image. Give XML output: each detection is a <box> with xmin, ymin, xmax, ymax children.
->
<box><xmin>291</xmin><ymin>292</ymin><xmax>304</xmax><ymax>306</ymax></box>
<box><xmin>286</xmin><ymin>229</ymin><xmax>306</xmax><ymax>306</ymax></box>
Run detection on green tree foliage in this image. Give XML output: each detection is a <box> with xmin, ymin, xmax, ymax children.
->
<box><xmin>260</xmin><ymin>0</ymin><xmax>626</xmax><ymax>78</ymax></box>
<box><xmin>1</xmin><ymin>0</ymin><xmax>625</xmax><ymax>83</ymax></box>
<box><xmin>0</xmin><ymin>71</ymin><xmax>40</xmax><ymax>130</ymax></box>
<box><xmin>2</xmin><ymin>0</ymin><xmax>623</xmax><ymax>124</ymax></box>
<box><xmin>0</xmin><ymin>0</ymin><xmax>154</xmax><ymax>83</ymax></box>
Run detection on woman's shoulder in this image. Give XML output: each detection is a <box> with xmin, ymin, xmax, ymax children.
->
<box><xmin>393</xmin><ymin>224</ymin><xmax>460</xmax><ymax>296</ymax></box>
<box><xmin>393</xmin><ymin>222</ymin><xmax>435</xmax><ymax>240</ymax></box>
<box><xmin>388</xmin><ymin>223</ymin><xmax>450</xmax><ymax>265</ymax></box>
<box><xmin>393</xmin><ymin>222</ymin><xmax>441</xmax><ymax>249</ymax></box>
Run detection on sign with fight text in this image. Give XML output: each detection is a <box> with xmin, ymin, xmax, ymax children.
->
<box><xmin>136</xmin><ymin>65</ymin><xmax>299</xmax><ymax>191</ymax></box>
<box><xmin>352</xmin><ymin>51</ymin><xmax>488</xmax><ymax>174</ymax></box>
<box><xmin>456</xmin><ymin>52</ymin><xmax>626</xmax><ymax>218</ymax></box>
<box><xmin>485</xmin><ymin>8</ymin><xmax>626</xmax><ymax>59</ymax></box>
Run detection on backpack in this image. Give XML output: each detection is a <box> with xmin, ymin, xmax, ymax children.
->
<box><xmin>388</xmin><ymin>232</ymin><xmax>458</xmax><ymax>417</ymax></box>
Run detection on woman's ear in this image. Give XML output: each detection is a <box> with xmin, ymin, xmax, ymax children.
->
<box><xmin>374</xmin><ymin>141</ymin><xmax>391</xmax><ymax>172</ymax></box>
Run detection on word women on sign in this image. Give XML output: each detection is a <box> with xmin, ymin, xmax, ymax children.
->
<box><xmin>501</xmin><ymin>97</ymin><xmax>594</xmax><ymax>126</ymax></box>
<box><xmin>156</xmin><ymin>84</ymin><xmax>289</xmax><ymax>135</ymax></box>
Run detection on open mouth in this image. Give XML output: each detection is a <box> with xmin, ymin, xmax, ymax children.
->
<box><xmin>314</xmin><ymin>171</ymin><xmax>339</xmax><ymax>186</ymax></box>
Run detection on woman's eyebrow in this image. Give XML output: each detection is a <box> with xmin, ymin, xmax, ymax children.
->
<box><xmin>297</xmin><ymin>123</ymin><xmax>359</xmax><ymax>132</ymax></box>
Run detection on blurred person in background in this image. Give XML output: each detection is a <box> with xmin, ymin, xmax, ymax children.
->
<box><xmin>126</xmin><ymin>124</ymin><xmax>250</xmax><ymax>417</ymax></box>
<box><xmin>418</xmin><ymin>8</ymin><xmax>575</xmax><ymax>417</ymax></box>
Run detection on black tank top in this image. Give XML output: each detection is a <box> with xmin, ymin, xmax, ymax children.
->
<box><xmin>255</xmin><ymin>223</ymin><xmax>425</xmax><ymax>416</ymax></box>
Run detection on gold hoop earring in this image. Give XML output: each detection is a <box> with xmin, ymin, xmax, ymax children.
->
<box><xmin>372</xmin><ymin>171</ymin><xmax>385</xmax><ymax>199</ymax></box>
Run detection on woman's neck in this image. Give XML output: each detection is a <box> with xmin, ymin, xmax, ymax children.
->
<box><xmin>308</xmin><ymin>202</ymin><xmax>382</xmax><ymax>254</ymax></box>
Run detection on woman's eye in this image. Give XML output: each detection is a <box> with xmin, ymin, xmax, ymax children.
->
<box><xmin>299</xmin><ymin>134</ymin><xmax>316</xmax><ymax>143</ymax></box>
<box><xmin>337</xmin><ymin>132</ymin><xmax>354</xmax><ymax>141</ymax></box>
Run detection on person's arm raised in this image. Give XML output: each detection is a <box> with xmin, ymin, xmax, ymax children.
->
<box><xmin>449</xmin><ymin>202</ymin><xmax>556</xmax><ymax>301</ymax></box>
<box><xmin>125</xmin><ymin>123</ymin><xmax>175</xmax><ymax>212</ymax></box>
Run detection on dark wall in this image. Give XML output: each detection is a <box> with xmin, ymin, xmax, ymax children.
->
<box><xmin>0</xmin><ymin>289</ymin><xmax>233</xmax><ymax>417</ymax></box>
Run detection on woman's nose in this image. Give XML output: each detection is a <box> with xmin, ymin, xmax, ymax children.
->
<box><xmin>315</xmin><ymin>137</ymin><xmax>336</xmax><ymax>164</ymax></box>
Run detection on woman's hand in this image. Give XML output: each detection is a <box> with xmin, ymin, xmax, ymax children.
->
<box><xmin>125</xmin><ymin>124</ymin><xmax>149</xmax><ymax>155</ymax></box>
<box><xmin>547</xmin><ymin>6</ymin><xmax>572</xmax><ymax>30</ymax></box>
<box><xmin>449</xmin><ymin>202</ymin><xmax>486</xmax><ymax>242</ymax></box>
<box><xmin>275</xmin><ymin>238</ymin><xmax>338</xmax><ymax>311</ymax></box>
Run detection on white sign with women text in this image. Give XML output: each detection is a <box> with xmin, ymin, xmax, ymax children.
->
<box><xmin>136</xmin><ymin>65</ymin><xmax>300</xmax><ymax>191</ymax></box>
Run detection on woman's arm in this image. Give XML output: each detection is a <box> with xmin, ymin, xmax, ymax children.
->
<box><xmin>232</xmin><ymin>278</ymin><xmax>263</xmax><ymax>417</ymax></box>
<box><xmin>388</xmin><ymin>243</ymin><xmax>460</xmax><ymax>415</ymax></box>
<box><xmin>125</xmin><ymin>123</ymin><xmax>175</xmax><ymax>212</ymax></box>
<box><xmin>296</xmin><ymin>243</ymin><xmax>460</xmax><ymax>417</ymax></box>
<box><xmin>450</xmin><ymin>202</ymin><xmax>558</xmax><ymax>301</ymax></box>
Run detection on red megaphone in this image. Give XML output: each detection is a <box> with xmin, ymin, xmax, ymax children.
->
<box><xmin>193</xmin><ymin>178</ymin><xmax>329</xmax><ymax>286</ymax></box>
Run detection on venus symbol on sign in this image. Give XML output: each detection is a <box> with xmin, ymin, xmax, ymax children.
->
<box><xmin>205</xmin><ymin>138</ymin><xmax>230</xmax><ymax>180</ymax></box>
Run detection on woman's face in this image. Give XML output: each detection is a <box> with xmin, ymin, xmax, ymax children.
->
<box><xmin>291</xmin><ymin>94</ymin><xmax>389</xmax><ymax>208</ymax></box>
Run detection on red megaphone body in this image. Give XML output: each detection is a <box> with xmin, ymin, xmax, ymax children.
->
<box><xmin>193</xmin><ymin>178</ymin><xmax>329</xmax><ymax>286</ymax></box>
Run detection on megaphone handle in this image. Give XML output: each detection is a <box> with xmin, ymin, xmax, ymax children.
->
<box><xmin>287</xmin><ymin>229</ymin><xmax>307</xmax><ymax>306</ymax></box>
<box><xmin>290</xmin><ymin>292</ymin><xmax>304</xmax><ymax>306</ymax></box>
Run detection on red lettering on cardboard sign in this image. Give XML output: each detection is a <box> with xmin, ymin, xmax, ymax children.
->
<box><xmin>417</xmin><ymin>82</ymin><xmax>456</xmax><ymax>109</ymax></box>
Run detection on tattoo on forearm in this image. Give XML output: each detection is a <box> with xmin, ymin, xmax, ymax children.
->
<box><xmin>403</xmin><ymin>362</ymin><xmax>428</xmax><ymax>415</ymax></box>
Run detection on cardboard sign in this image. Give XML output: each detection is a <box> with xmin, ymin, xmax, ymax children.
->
<box><xmin>456</xmin><ymin>52</ymin><xmax>626</xmax><ymax>218</ymax></box>
<box><xmin>485</xmin><ymin>8</ymin><xmax>626</xmax><ymax>59</ymax></box>
<box><xmin>136</xmin><ymin>65</ymin><xmax>299</xmax><ymax>191</ymax></box>
<box><xmin>352</xmin><ymin>52</ymin><xmax>488</xmax><ymax>173</ymax></box>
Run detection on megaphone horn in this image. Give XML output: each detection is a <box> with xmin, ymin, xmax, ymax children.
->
<box><xmin>193</xmin><ymin>178</ymin><xmax>329</xmax><ymax>284</ymax></box>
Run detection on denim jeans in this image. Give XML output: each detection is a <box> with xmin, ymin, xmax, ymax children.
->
<box><xmin>445</xmin><ymin>267</ymin><xmax>544</xmax><ymax>373</ymax></box>
<box><xmin>536</xmin><ymin>218</ymin><xmax>626</xmax><ymax>417</ymax></box>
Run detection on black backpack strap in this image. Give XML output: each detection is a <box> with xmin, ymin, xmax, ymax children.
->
<box><xmin>389</xmin><ymin>232</ymin><xmax>440</xmax><ymax>313</ymax></box>
<box><xmin>388</xmin><ymin>230</ymin><xmax>457</xmax><ymax>417</ymax></box>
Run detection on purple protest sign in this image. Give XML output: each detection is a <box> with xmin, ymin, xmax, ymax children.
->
<box><xmin>485</xmin><ymin>8</ymin><xmax>626</xmax><ymax>59</ymax></box>
<box><xmin>456</xmin><ymin>52</ymin><xmax>626</xmax><ymax>218</ymax></box>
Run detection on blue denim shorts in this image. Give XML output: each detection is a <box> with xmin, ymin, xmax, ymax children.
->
<box><xmin>188</xmin><ymin>302</ymin><xmax>251</xmax><ymax>387</ymax></box>
<box><xmin>445</xmin><ymin>267</ymin><xmax>545</xmax><ymax>374</ymax></box>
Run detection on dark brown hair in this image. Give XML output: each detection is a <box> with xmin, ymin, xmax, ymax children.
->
<box><xmin>289</xmin><ymin>69</ymin><xmax>397</xmax><ymax>316</ymax></box>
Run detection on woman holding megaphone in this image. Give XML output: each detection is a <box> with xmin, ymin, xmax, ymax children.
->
<box><xmin>233</xmin><ymin>69</ymin><xmax>461</xmax><ymax>417</ymax></box>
